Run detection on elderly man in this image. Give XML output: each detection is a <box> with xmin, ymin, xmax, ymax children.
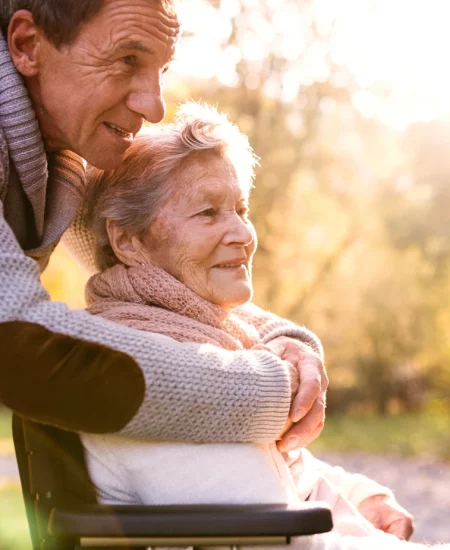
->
<box><xmin>0</xmin><ymin>0</ymin><xmax>326</xmax><ymax>450</ymax></box>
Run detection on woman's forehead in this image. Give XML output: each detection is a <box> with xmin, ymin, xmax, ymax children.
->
<box><xmin>175</xmin><ymin>154</ymin><xmax>250</xmax><ymax>200</ymax></box>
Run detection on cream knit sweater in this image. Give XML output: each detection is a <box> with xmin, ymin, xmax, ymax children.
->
<box><xmin>0</xmin><ymin>30</ymin><xmax>322</xmax><ymax>440</ymax></box>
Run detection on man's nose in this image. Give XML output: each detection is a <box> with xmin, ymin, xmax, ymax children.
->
<box><xmin>126</xmin><ymin>73</ymin><xmax>166</xmax><ymax>123</ymax></box>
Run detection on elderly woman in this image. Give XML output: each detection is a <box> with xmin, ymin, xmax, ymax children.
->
<box><xmin>81</xmin><ymin>104</ymin><xmax>443</xmax><ymax>550</ymax></box>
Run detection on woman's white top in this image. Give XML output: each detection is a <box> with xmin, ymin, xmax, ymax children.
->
<box><xmin>82</xmin><ymin>437</ymin><xmax>440</xmax><ymax>550</ymax></box>
<box><xmin>81</xmin><ymin>436</ymin><xmax>391</xmax><ymax>513</ymax></box>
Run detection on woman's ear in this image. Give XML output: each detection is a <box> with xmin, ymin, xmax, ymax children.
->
<box><xmin>106</xmin><ymin>220</ymin><xmax>143</xmax><ymax>267</ymax></box>
<box><xmin>8</xmin><ymin>10</ymin><xmax>42</xmax><ymax>77</ymax></box>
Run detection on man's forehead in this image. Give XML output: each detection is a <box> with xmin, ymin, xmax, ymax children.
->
<box><xmin>145</xmin><ymin>0</ymin><xmax>181</xmax><ymax>40</ymax></box>
<box><xmin>103</xmin><ymin>0</ymin><xmax>181</xmax><ymax>34</ymax></box>
<box><xmin>99</xmin><ymin>0</ymin><xmax>181</xmax><ymax>59</ymax></box>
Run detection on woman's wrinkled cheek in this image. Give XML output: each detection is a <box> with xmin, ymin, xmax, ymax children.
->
<box><xmin>169</xmin><ymin>225</ymin><xmax>211</xmax><ymax>292</ymax></box>
<box><xmin>144</xmin><ymin>214</ymin><xmax>193</xmax><ymax>279</ymax></box>
<box><xmin>144</xmin><ymin>214</ymin><xmax>175</xmax><ymax>261</ymax></box>
<box><xmin>173</xmin><ymin>232</ymin><xmax>203</xmax><ymax>283</ymax></box>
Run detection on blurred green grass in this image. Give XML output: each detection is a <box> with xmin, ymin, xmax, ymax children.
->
<box><xmin>0</xmin><ymin>410</ymin><xmax>12</xmax><ymax>438</ymax></box>
<box><xmin>0</xmin><ymin>408</ymin><xmax>448</xmax><ymax>549</ymax></box>
<box><xmin>0</xmin><ymin>410</ymin><xmax>29</xmax><ymax>549</ymax></box>
<box><xmin>0</xmin><ymin>484</ymin><xmax>30</xmax><ymax>550</ymax></box>
<box><xmin>308</xmin><ymin>412</ymin><xmax>450</xmax><ymax>460</ymax></box>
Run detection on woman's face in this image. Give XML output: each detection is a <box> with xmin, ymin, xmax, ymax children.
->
<box><xmin>141</xmin><ymin>153</ymin><xmax>257</xmax><ymax>310</ymax></box>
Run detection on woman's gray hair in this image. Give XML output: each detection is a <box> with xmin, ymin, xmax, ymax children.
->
<box><xmin>85</xmin><ymin>102</ymin><xmax>259</xmax><ymax>272</ymax></box>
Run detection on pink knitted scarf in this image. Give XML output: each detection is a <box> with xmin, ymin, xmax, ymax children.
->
<box><xmin>85</xmin><ymin>263</ymin><xmax>262</xmax><ymax>350</ymax></box>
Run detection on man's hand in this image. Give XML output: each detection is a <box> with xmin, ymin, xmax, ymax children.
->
<box><xmin>264</xmin><ymin>336</ymin><xmax>328</xmax><ymax>452</ymax></box>
<box><xmin>358</xmin><ymin>494</ymin><xmax>414</xmax><ymax>540</ymax></box>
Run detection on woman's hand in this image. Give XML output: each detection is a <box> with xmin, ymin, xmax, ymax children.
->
<box><xmin>358</xmin><ymin>494</ymin><xmax>415</xmax><ymax>540</ymax></box>
<box><xmin>263</xmin><ymin>336</ymin><xmax>328</xmax><ymax>452</ymax></box>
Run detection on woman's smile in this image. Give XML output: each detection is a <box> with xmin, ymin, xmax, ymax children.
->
<box><xmin>213</xmin><ymin>259</ymin><xmax>248</xmax><ymax>269</ymax></box>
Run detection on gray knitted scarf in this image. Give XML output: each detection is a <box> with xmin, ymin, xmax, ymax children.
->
<box><xmin>0</xmin><ymin>31</ymin><xmax>86</xmax><ymax>255</ymax></box>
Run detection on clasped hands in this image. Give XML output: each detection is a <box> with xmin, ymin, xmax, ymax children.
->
<box><xmin>263</xmin><ymin>336</ymin><xmax>328</xmax><ymax>452</ymax></box>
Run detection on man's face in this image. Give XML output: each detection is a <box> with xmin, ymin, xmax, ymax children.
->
<box><xmin>28</xmin><ymin>0</ymin><xmax>180</xmax><ymax>169</ymax></box>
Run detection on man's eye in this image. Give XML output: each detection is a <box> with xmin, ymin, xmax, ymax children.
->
<box><xmin>121</xmin><ymin>55</ymin><xmax>137</xmax><ymax>67</ymax></box>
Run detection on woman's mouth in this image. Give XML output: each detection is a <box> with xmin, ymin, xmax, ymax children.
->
<box><xmin>214</xmin><ymin>261</ymin><xmax>247</xmax><ymax>270</ymax></box>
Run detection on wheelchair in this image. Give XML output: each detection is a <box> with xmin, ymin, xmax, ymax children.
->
<box><xmin>12</xmin><ymin>415</ymin><xmax>333</xmax><ymax>550</ymax></box>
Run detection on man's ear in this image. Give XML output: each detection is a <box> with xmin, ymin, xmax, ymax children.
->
<box><xmin>106</xmin><ymin>220</ymin><xmax>142</xmax><ymax>267</ymax></box>
<box><xmin>8</xmin><ymin>10</ymin><xmax>42</xmax><ymax>77</ymax></box>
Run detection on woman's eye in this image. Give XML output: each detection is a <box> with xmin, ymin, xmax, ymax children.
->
<box><xmin>199</xmin><ymin>208</ymin><xmax>217</xmax><ymax>217</ymax></box>
<box><xmin>121</xmin><ymin>55</ymin><xmax>137</xmax><ymax>67</ymax></box>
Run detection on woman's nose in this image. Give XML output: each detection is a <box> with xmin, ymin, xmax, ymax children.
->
<box><xmin>223</xmin><ymin>213</ymin><xmax>254</xmax><ymax>246</ymax></box>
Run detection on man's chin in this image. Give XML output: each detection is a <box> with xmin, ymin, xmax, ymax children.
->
<box><xmin>81</xmin><ymin>148</ymin><xmax>128</xmax><ymax>170</ymax></box>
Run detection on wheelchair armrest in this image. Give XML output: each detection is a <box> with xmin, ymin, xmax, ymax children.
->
<box><xmin>49</xmin><ymin>502</ymin><xmax>333</xmax><ymax>538</ymax></box>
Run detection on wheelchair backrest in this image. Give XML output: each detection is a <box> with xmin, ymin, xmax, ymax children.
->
<box><xmin>12</xmin><ymin>415</ymin><xmax>97</xmax><ymax>550</ymax></box>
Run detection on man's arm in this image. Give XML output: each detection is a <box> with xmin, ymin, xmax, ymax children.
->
<box><xmin>235</xmin><ymin>302</ymin><xmax>324</xmax><ymax>359</ymax></box>
<box><xmin>236</xmin><ymin>303</ymin><xmax>328</xmax><ymax>450</ymax></box>
<box><xmin>0</xmin><ymin>203</ymin><xmax>290</xmax><ymax>441</ymax></box>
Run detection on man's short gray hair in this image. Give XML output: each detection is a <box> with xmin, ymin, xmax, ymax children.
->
<box><xmin>0</xmin><ymin>0</ymin><xmax>174</xmax><ymax>47</ymax></box>
<box><xmin>0</xmin><ymin>0</ymin><xmax>104</xmax><ymax>45</ymax></box>
<box><xmin>85</xmin><ymin>102</ymin><xmax>259</xmax><ymax>272</ymax></box>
